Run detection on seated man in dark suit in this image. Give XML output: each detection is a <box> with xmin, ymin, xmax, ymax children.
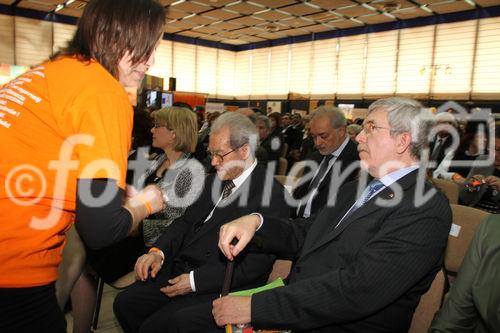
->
<box><xmin>213</xmin><ymin>97</ymin><xmax>452</xmax><ymax>333</ymax></box>
<box><xmin>256</xmin><ymin>115</ymin><xmax>281</xmax><ymax>165</ymax></box>
<box><xmin>293</xmin><ymin>106</ymin><xmax>359</xmax><ymax>218</ymax></box>
<box><xmin>113</xmin><ymin>112</ymin><xmax>291</xmax><ymax>333</ymax></box>
<box><xmin>282</xmin><ymin>114</ymin><xmax>302</xmax><ymax>152</ymax></box>
<box><xmin>429</xmin><ymin>112</ymin><xmax>459</xmax><ymax>172</ymax></box>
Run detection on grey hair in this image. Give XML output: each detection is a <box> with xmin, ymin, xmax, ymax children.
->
<box><xmin>310</xmin><ymin>105</ymin><xmax>347</xmax><ymax>128</ymax></box>
<box><xmin>368</xmin><ymin>97</ymin><xmax>435</xmax><ymax>159</ymax></box>
<box><xmin>256</xmin><ymin>115</ymin><xmax>271</xmax><ymax>130</ymax></box>
<box><xmin>211</xmin><ymin>112</ymin><xmax>258</xmax><ymax>155</ymax></box>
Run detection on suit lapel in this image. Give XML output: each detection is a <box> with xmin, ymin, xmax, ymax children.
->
<box><xmin>300</xmin><ymin>170</ymin><xmax>419</xmax><ymax>258</ymax></box>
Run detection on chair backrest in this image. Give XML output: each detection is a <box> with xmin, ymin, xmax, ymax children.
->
<box><xmin>445</xmin><ymin>204</ymin><xmax>491</xmax><ymax>274</ymax></box>
<box><xmin>432</xmin><ymin>178</ymin><xmax>459</xmax><ymax>204</ymax></box>
<box><xmin>408</xmin><ymin>269</ymin><xmax>446</xmax><ymax>333</ymax></box>
<box><xmin>277</xmin><ymin>157</ymin><xmax>288</xmax><ymax>176</ymax></box>
<box><xmin>267</xmin><ymin>259</ymin><xmax>292</xmax><ymax>283</ymax></box>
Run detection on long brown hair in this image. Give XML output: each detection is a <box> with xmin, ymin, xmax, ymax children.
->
<box><xmin>55</xmin><ymin>0</ymin><xmax>165</xmax><ymax>78</ymax></box>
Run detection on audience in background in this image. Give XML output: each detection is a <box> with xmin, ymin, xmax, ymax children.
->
<box><xmin>297</xmin><ymin>115</ymin><xmax>316</xmax><ymax>161</ymax></box>
<box><xmin>433</xmin><ymin>121</ymin><xmax>489</xmax><ymax>181</ymax></box>
<box><xmin>195</xmin><ymin>111</ymin><xmax>220</xmax><ymax>167</ymax></box>
<box><xmin>458</xmin><ymin>125</ymin><xmax>500</xmax><ymax>213</ymax></box>
<box><xmin>347</xmin><ymin>124</ymin><xmax>362</xmax><ymax>141</ymax></box>
<box><xmin>268</xmin><ymin>112</ymin><xmax>284</xmax><ymax>155</ymax></box>
<box><xmin>268</xmin><ymin>112</ymin><xmax>283</xmax><ymax>137</ymax></box>
<box><xmin>429</xmin><ymin>112</ymin><xmax>460</xmax><ymax>173</ymax></box>
<box><xmin>256</xmin><ymin>115</ymin><xmax>281</xmax><ymax>165</ymax></box>
<box><xmin>282</xmin><ymin>114</ymin><xmax>302</xmax><ymax>153</ymax></box>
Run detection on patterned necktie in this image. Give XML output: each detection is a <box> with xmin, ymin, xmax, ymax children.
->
<box><xmin>222</xmin><ymin>180</ymin><xmax>235</xmax><ymax>200</ymax></box>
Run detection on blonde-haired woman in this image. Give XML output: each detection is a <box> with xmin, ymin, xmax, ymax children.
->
<box><xmin>141</xmin><ymin>106</ymin><xmax>199</xmax><ymax>245</ymax></box>
<box><xmin>87</xmin><ymin>106</ymin><xmax>200</xmax><ymax>281</ymax></box>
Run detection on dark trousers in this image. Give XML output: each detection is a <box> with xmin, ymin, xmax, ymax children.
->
<box><xmin>0</xmin><ymin>283</ymin><xmax>66</xmax><ymax>333</ymax></box>
<box><xmin>113</xmin><ymin>268</ymin><xmax>223</xmax><ymax>333</ymax></box>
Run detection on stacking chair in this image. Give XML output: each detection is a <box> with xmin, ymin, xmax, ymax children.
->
<box><xmin>408</xmin><ymin>269</ymin><xmax>446</xmax><ymax>333</ymax></box>
<box><xmin>445</xmin><ymin>204</ymin><xmax>491</xmax><ymax>277</ymax></box>
<box><xmin>91</xmin><ymin>272</ymin><xmax>135</xmax><ymax>331</ymax></box>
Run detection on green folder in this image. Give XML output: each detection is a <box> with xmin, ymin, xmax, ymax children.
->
<box><xmin>229</xmin><ymin>278</ymin><xmax>285</xmax><ymax>296</ymax></box>
<box><xmin>226</xmin><ymin>278</ymin><xmax>289</xmax><ymax>333</ymax></box>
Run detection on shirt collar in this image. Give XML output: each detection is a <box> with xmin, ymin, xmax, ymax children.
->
<box><xmin>378</xmin><ymin>164</ymin><xmax>419</xmax><ymax>187</ymax></box>
<box><xmin>232</xmin><ymin>159</ymin><xmax>257</xmax><ymax>189</ymax></box>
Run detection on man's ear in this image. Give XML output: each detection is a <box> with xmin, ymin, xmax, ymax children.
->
<box><xmin>239</xmin><ymin>143</ymin><xmax>251</xmax><ymax>160</ymax></box>
<box><xmin>397</xmin><ymin>132</ymin><xmax>412</xmax><ymax>154</ymax></box>
<box><xmin>337</xmin><ymin>126</ymin><xmax>347</xmax><ymax>138</ymax></box>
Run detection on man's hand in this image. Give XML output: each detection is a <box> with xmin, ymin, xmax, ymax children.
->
<box><xmin>212</xmin><ymin>296</ymin><xmax>252</xmax><ymax>327</ymax></box>
<box><xmin>160</xmin><ymin>274</ymin><xmax>192</xmax><ymax>297</ymax></box>
<box><xmin>134</xmin><ymin>252</ymin><xmax>163</xmax><ymax>281</ymax></box>
<box><xmin>218</xmin><ymin>215</ymin><xmax>261</xmax><ymax>261</ymax></box>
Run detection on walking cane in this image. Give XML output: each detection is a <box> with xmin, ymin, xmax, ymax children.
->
<box><xmin>221</xmin><ymin>239</ymin><xmax>253</xmax><ymax>332</ymax></box>
<box><xmin>221</xmin><ymin>238</ymin><xmax>238</xmax><ymax>296</ymax></box>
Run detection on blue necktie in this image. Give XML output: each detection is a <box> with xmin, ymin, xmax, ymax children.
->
<box><xmin>360</xmin><ymin>179</ymin><xmax>384</xmax><ymax>206</ymax></box>
<box><xmin>335</xmin><ymin>179</ymin><xmax>384</xmax><ymax>229</ymax></box>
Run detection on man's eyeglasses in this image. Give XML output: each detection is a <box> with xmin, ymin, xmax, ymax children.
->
<box><xmin>361</xmin><ymin>122</ymin><xmax>391</xmax><ymax>135</ymax></box>
<box><xmin>207</xmin><ymin>145</ymin><xmax>243</xmax><ymax>162</ymax></box>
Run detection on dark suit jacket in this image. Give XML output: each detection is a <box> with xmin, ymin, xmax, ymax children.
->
<box><xmin>260</xmin><ymin>135</ymin><xmax>281</xmax><ymax>164</ymax></box>
<box><xmin>429</xmin><ymin>135</ymin><xmax>454</xmax><ymax>169</ymax></box>
<box><xmin>153</xmin><ymin>164</ymin><xmax>291</xmax><ymax>295</ymax></box>
<box><xmin>292</xmin><ymin>139</ymin><xmax>360</xmax><ymax>218</ymax></box>
<box><xmin>283</xmin><ymin>125</ymin><xmax>302</xmax><ymax>150</ymax></box>
<box><xmin>251</xmin><ymin>170</ymin><xmax>452</xmax><ymax>332</ymax></box>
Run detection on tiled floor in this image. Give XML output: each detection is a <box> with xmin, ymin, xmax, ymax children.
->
<box><xmin>66</xmin><ymin>285</ymin><xmax>123</xmax><ymax>333</ymax></box>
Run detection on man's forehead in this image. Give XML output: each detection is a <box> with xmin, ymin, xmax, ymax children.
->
<box><xmin>209</xmin><ymin>130</ymin><xmax>231</xmax><ymax>150</ymax></box>
<box><xmin>366</xmin><ymin>108</ymin><xmax>388</xmax><ymax>123</ymax></box>
<box><xmin>311</xmin><ymin>116</ymin><xmax>334</xmax><ymax>130</ymax></box>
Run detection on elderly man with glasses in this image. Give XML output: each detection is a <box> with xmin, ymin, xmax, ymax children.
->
<box><xmin>114</xmin><ymin>112</ymin><xmax>291</xmax><ymax>333</ymax></box>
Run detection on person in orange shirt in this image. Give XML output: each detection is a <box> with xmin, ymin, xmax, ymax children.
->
<box><xmin>0</xmin><ymin>0</ymin><xmax>166</xmax><ymax>332</ymax></box>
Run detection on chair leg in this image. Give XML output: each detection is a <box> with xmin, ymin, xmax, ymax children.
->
<box><xmin>91</xmin><ymin>277</ymin><xmax>105</xmax><ymax>332</ymax></box>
